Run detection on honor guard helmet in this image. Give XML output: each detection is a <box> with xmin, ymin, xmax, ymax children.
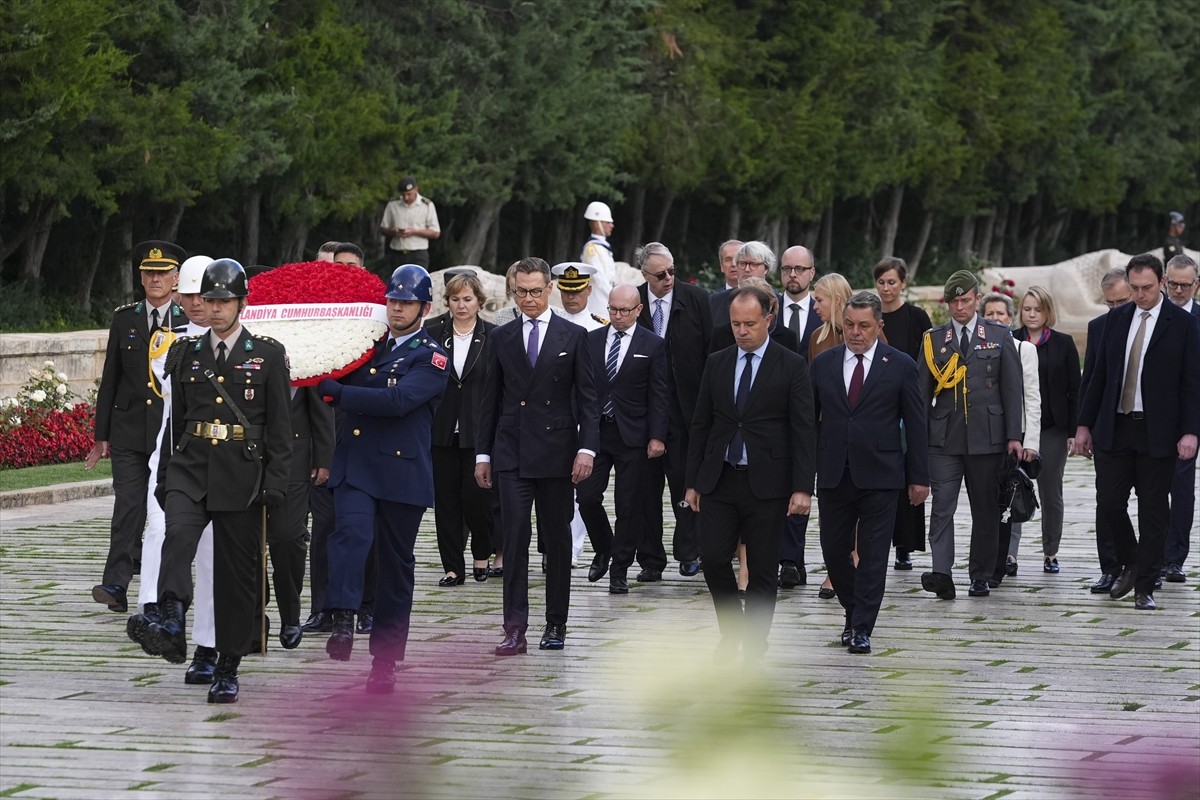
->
<box><xmin>178</xmin><ymin>256</ymin><xmax>213</xmax><ymax>294</ymax></box>
<box><xmin>583</xmin><ymin>201</ymin><xmax>614</xmax><ymax>223</ymax></box>
<box><xmin>201</xmin><ymin>258</ymin><xmax>249</xmax><ymax>299</ymax></box>
<box><xmin>385</xmin><ymin>264</ymin><xmax>433</xmax><ymax>303</ymax></box>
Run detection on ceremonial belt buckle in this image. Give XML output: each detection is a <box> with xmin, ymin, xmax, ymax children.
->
<box><xmin>190</xmin><ymin>421</ymin><xmax>246</xmax><ymax>441</ymax></box>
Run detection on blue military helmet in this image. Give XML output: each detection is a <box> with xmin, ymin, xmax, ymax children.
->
<box><xmin>385</xmin><ymin>264</ymin><xmax>433</xmax><ymax>303</ymax></box>
<box><xmin>200</xmin><ymin>258</ymin><xmax>249</xmax><ymax>299</ymax></box>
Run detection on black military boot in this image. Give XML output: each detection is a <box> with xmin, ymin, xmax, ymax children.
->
<box><xmin>326</xmin><ymin>609</ymin><xmax>355</xmax><ymax>661</ymax></box>
<box><xmin>148</xmin><ymin>597</ymin><xmax>188</xmax><ymax>664</ymax></box>
<box><xmin>184</xmin><ymin>646</ymin><xmax>219</xmax><ymax>685</ymax></box>
<box><xmin>207</xmin><ymin>654</ymin><xmax>241</xmax><ymax>704</ymax></box>
<box><xmin>126</xmin><ymin>602</ymin><xmax>162</xmax><ymax>648</ymax></box>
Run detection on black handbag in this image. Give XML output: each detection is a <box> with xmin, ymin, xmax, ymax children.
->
<box><xmin>998</xmin><ymin>452</ymin><xmax>1040</xmax><ymax>524</ymax></box>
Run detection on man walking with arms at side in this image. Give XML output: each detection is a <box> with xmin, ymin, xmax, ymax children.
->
<box><xmin>1161</xmin><ymin>254</ymin><xmax>1200</xmax><ymax>583</ymax></box>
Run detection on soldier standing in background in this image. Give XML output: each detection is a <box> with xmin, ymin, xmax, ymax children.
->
<box><xmin>379</xmin><ymin>176</ymin><xmax>440</xmax><ymax>272</ymax></box>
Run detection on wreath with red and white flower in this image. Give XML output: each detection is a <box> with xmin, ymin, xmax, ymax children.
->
<box><xmin>245</xmin><ymin>262</ymin><xmax>387</xmax><ymax>386</ymax></box>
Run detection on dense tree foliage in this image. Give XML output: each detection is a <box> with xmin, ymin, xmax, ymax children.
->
<box><xmin>1</xmin><ymin>0</ymin><xmax>1195</xmax><ymax>328</ymax></box>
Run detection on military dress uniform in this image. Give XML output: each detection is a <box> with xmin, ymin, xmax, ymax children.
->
<box><xmin>93</xmin><ymin>252</ymin><xmax>190</xmax><ymax>611</ymax></box>
<box><xmin>580</xmin><ymin>235</ymin><xmax>616</xmax><ymax>318</ymax></box>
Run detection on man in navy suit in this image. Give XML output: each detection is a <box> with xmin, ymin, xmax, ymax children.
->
<box><xmin>685</xmin><ymin>284</ymin><xmax>815</xmax><ymax>663</ymax></box>
<box><xmin>1075</xmin><ymin>254</ymin><xmax>1200</xmax><ymax>610</ymax></box>
<box><xmin>636</xmin><ymin>243</ymin><xmax>713</xmax><ymax>578</ymax></box>
<box><xmin>810</xmin><ymin>292</ymin><xmax>929</xmax><ymax>654</ymax></box>
<box><xmin>1161</xmin><ymin>255</ymin><xmax>1200</xmax><ymax>583</ymax></box>
<box><xmin>318</xmin><ymin>264</ymin><xmax>450</xmax><ymax>692</ymax></box>
<box><xmin>476</xmin><ymin>257</ymin><xmax>599</xmax><ymax>654</ymax></box>
<box><xmin>577</xmin><ymin>284</ymin><xmax>670</xmax><ymax>594</ymax></box>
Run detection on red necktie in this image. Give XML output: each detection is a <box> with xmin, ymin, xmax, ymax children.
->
<box><xmin>848</xmin><ymin>354</ymin><xmax>864</xmax><ymax>408</ymax></box>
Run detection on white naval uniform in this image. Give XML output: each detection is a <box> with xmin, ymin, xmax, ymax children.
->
<box><xmin>580</xmin><ymin>236</ymin><xmax>615</xmax><ymax>318</ymax></box>
<box><xmin>140</xmin><ymin>321</ymin><xmax>216</xmax><ymax>648</ymax></box>
<box><xmin>558</xmin><ymin>309</ymin><xmax>607</xmax><ymax>561</ymax></box>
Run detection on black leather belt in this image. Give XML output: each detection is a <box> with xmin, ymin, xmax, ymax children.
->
<box><xmin>725</xmin><ymin>462</ymin><xmax>748</xmax><ymax>472</ymax></box>
<box><xmin>1121</xmin><ymin>411</ymin><xmax>1145</xmax><ymax>420</ymax></box>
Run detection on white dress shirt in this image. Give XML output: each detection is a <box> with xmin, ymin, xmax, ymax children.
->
<box><xmin>842</xmin><ymin>338</ymin><xmax>878</xmax><ymax>393</ymax></box>
<box><xmin>1122</xmin><ymin>295</ymin><xmax>1162</xmax><ymax>413</ymax></box>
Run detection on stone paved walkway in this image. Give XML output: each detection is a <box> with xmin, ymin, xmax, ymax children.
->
<box><xmin>1</xmin><ymin>458</ymin><xmax>1197</xmax><ymax>799</ymax></box>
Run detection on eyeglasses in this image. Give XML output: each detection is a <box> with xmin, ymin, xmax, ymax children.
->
<box><xmin>1104</xmin><ymin>297</ymin><xmax>1131</xmax><ymax>308</ymax></box>
<box><xmin>513</xmin><ymin>287</ymin><xmax>547</xmax><ymax>298</ymax></box>
<box><xmin>1167</xmin><ymin>280</ymin><xmax>1197</xmax><ymax>291</ymax></box>
<box><xmin>736</xmin><ymin>260</ymin><xmax>765</xmax><ymax>270</ymax></box>
<box><xmin>643</xmin><ymin>267</ymin><xmax>675</xmax><ymax>280</ymax></box>
<box><xmin>607</xmin><ymin>305</ymin><xmax>640</xmax><ymax>316</ymax></box>
<box><xmin>781</xmin><ymin>265</ymin><xmax>816</xmax><ymax>275</ymax></box>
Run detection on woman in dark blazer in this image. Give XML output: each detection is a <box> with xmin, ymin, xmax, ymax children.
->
<box><xmin>426</xmin><ymin>271</ymin><xmax>497</xmax><ymax>586</ymax></box>
<box><xmin>1012</xmin><ymin>285</ymin><xmax>1080</xmax><ymax>574</ymax></box>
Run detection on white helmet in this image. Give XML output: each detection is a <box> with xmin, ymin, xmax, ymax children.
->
<box><xmin>583</xmin><ymin>201</ymin><xmax>613</xmax><ymax>223</ymax></box>
<box><xmin>178</xmin><ymin>256</ymin><xmax>213</xmax><ymax>294</ymax></box>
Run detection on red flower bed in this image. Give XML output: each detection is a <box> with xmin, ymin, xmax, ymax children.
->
<box><xmin>0</xmin><ymin>403</ymin><xmax>95</xmax><ymax>469</ymax></box>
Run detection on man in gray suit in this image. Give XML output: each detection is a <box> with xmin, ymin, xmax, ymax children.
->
<box><xmin>918</xmin><ymin>271</ymin><xmax>1023</xmax><ymax>599</ymax></box>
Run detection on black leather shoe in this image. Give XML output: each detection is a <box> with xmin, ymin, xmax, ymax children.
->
<box><xmin>207</xmin><ymin>654</ymin><xmax>240</xmax><ymax>704</ymax></box>
<box><xmin>778</xmin><ymin>562</ymin><xmax>803</xmax><ymax>589</ymax></box>
<box><xmin>1005</xmin><ymin>557</ymin><xmax>1018</xmax><ymax>577</ymax></box>
<box><xmin>473</xmin><ymin>567</ymin><xmax>489</xmax><ymax>582</ymax></box>
<box><xmin>840</xmin><ymin>628</ymin><xmax>853</xmax><ymax>647</ymax></box>
<box><xmin>609</xmin><ymin>575</ymin><xmax>629</xmax><ymax>594</ymax></box>
<box><xmin>679</xmin><ymin>559</ymin><xmax>702</xmax><ymax>577</ymax></box>
<box><xmin>126</xmin><ymin>602</ymin><xmax>162</xmax><ymax>645</ymax></box>
<box><xmin>438</xmin><ymin>573</ymin><xmax>465</xmax><ymax>587</ymax></box>
<box><xmin>987</xmin><ymin>578</ymin><xmax>1001</xmax><ymax>589</ymax></box>
<box><xmin>326</xmin><ymin>609</ymin><xmax>355</xmax><ymax>661</ymax></box>
<box><xmin>1154</xmin><ymin>577</ymin><xmax>1162</xmax><ymax>590</ymax></box>
<box><xmin>636</xmin><ymin>568</ymin><xmax>663</xmax><ymax>583</ymax></box>
<box><xmin>967</xmin><ymin>580</ymin><xmax>991</xmax><ymax>597</ymax></box>
<box><xmin>1164</xmin><ymin>563</ymin><xmax>1186</xmax><ymax>583</ymax></box>
<box><xmin>848</xmin><ymin>629</ymin><xmax>871</xmax><ymax>654</ymax></box>
<box><xmin>356</xmin><ymin>612</ymin><xmax>374</xmax><ymax>634</ymax></box>
<box><xmin>494</xmin><ymin>628</ymin><xmax>527</xmax><ymax>656</ymax></box>
<box><xmin>92</xmin><ymin>584</ymin><xmax>128</xmax><ymax>612</ymax></box>
<box><xmin>301</xmin><ymin>611</ymin><xmax>332</xmax><ymax>633</ymax></box>
<box><xmin>1133</xmin><ymin>592</ymin><xmax>1157</xmax><ymax>611</ymax></box>
<box><xmin>1090</xmin><ymin>573</ymin><xmax>1117</xmax><ymax>594</ymax></box>
<box><xmin>279</xmin><ymin>624</ymin><xmax>302</xmax><ymax>650</ymax></box>
<box><xmin>588</xmin><ymin>553</ymin><xmax>611</xmax><ymax>583</ymax></box>
<box><xmin>539</xmin><ymin>623</ymin><xmax>566</xmax><ymax>650</ymax></box>
<box><xmin>817</xmin><ymin>585</ymin><xmax>836</xmax><ymax>600</ymax></box>
<box><xmin>488</xmin><ymin>566</ymin><xmax>505</xmax><ymax>578</ymax></box>
<box><xmin>1044</xmin><ymin>557</ymin><xmax>1060</xmax><ymax>573</ymax></box>
<box><xmin>894</xmin><ymin>549</ymin><xmax>913</xmax><ymax>571</ymax></box>
<box><xmin>147</xmin><ymin>598</ymin><xmax>188</xmax><ymax>664</ymax></box>
<box><xmin>185</xmin><ymin>646</ymin><xmax>218</xmax><ymax>685</ymax></box>
<box><xmin>1109</xmin><ymin>567</ymin><xmax>1136</xmax><ymax>599</ymax></box>
<box><xmin>921</xmin><ymin>571</ymin><xmax>956</xmax><ymax>600</ymax></box>
<box><xmin>365</xmin><ymin>658</ymin><xmax>397</xmax><ymax>694</ymax></box>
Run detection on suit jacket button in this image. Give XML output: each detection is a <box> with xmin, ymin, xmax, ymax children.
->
<box><xmin>520</xmin><ymin>400</ymin><xmax>526</xmax><ymax>406</ymax></box>
<box><xmin>545</xmin><ymin>425</ymin><xmax>551</xmax><ymax>430</ymax></box>
<box><xmin>545</xmin><ymin>400</ymin><xmax>551</xmax><ymax>405</ymax></box>
<box><xmin>395</xmin><ymin>450</ymin><xmax>402</xmax><ymax>456</ymax></box>
<box><xmin>294</xmin><ymin>433</ymin><xmax>299</xmax><ymax>438</ymax></box>
<box><xmin>370</xmin><ymin>368</ymin><xmax>377</xmax><ymax>375</ymax></box>
<box><xmin>353</xmin><ymin>429</ymin><xmax>361</xmax><ymax>436</ymax></box>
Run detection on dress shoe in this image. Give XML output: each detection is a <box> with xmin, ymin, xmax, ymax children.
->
<box><xmin>356</xmin><ymin>612</ymin><xmax>374</xmax><ymax>634</ymax></box>
<box><xmin>894</xmin><ymin>549</ymin><xmax>913</xmax><ymax>571</ymax></box>
<box><xmin>1005</xmin><ymin>557</ymin><xmax>1018</xmax><ymax>577</ymax></box>
<box><xmin>326</xmin><ymin>609</ymin><xmax>355</xmax><ymax>661</ymax></box>
<box><xmin>778</xmin><ymin>562</ymin><xmax>804</xmax><ymax>589</ymax></box>
<box><xmin>488</xmin><ymin>566</ymin><xmax>505</xmax><ymax>578</ymax></box>
<box><xmin>1164</xmin><ymin>563</ymin><xmax>1186</xmax><ymax>583</ymax></box>
<box><xmin>817</xmin><ymin>585</ymin><xmax>836</xmax><ymax>600</ymax></box>
<box><xmin>438</xmin><ymin>573</ymin><xmax>465</xmax><ymax>587</ymax></box>
<box><xmin>1043</xmin><ymin>557</ymin><xmax>1060</xmax><ymax>574</ymax></box>
<box><xmin>848</xmin><ymin>629</ymin><xmax>871</xmax><ymax>654</ymax></box>
<box><xmin>636</xmin><ymin>568</ymin><xmax>662</xmax><ymax>583</ymax></box>
<box><xmin>1109</xmin><ymin>567</ymin><xmax>1136</xmax><ymax>599</ymax></box>
<box><xmin>279</xmin><ymin>624</ymin><xmax>303</xmax><ymax>650</ymax></box>
<box><xmin>473</xmin><ymin>566</ymin><xmax>489</xmax><ymax>582</ymax></box>
<box><xmin>1090</xmin><ymin>573</ymin><xmax>1117</xmax><ymax>594</ymax></box>
<box><xmin>967</xmin><ymin>580</ymin><xmax>991</xmax><ymax>597</ymax></box>
<box><xmin>609</xmin><ymin>574</ymin><xmax>629</xmax><ymax>594</ymax></box>
<box><xmin>840</xmin><ymin>628</ymin><xmax>853</xmax><ymax>647</ymax></box>
<box><xmin>207</xmin><ymin>654</ymin><xmax>240</xmax><ymax>704</ymax></box>
<box><xmin>679</xmin><ymin>559</ymin><xmax>702</xmax><ymax>577</ymax></box>
<box><xmin>301</xmin><ymin>611</ymin><xmax>332</xmax><ymax>633</ymax></box>
<box><xmin>1154</xmin><ymin>577</ymin><xmax>1162</xmax><ymax>590</ymax></box>
<box><xmin>921</xmin><ymin>571</ymin><xmax>956</xmax><ymax>600</ymax></box>
<box><xmin>185</xmin><ymin>646</ymin><xmax>218</xmax><ymax>685</ymax></box>
<box><xmin>539</xmin><ymin>623</ymin><xmax>566</xmax><ymax>650</ymax></box>
<box><xmin>494</xmin><ymin>628</ymin><xmax>527</xmax><ymax>656</ymax></box>
<box><xmin>91</xmin><ymin>584</ymin><xmax>128</xmax><ymax>612</ymax></box>
<box><xmin>588</xmin><ymin>553</ymin><xmax>611</xmax><ymax>583</ymax></box>
<box><xmin>147</xmin><ymin>598</ymin><xmax>188</xmax><ymax>664</ymax></box>
<box><xmin>365</xmin><ymin>658</ymin><xmax>396</xmax><ymax>694</ymax></box>
<box><xmin>1133</xmin><ymin>592</ymin><xmax>1157</xmax><ymax>611</ymax></box>
<box><xmin>987</xmin><ymin>578</ymin><xmax>1001</xmax><ymax>589</ymax></box>
<box><xmin>126</xmin><ymin>603</ymin><xmax>161</xmax><ymax>645</ymax></box>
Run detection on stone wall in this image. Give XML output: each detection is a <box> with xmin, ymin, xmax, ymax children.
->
<box><xmin>0</xmin><ymin>331</ymin><xmax>108</xmax><ymax>400</ymax></box>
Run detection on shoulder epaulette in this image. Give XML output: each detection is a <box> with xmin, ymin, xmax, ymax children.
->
<box><xmin>421</xmin><ymin>197</ymin><xmax>431</xmax><ymax>205</ymax></box>
<box><xmin>114</xmin><ymin>302</ymin><xmax>137</xmax><ymax>313</ymax></box>
<box><xmin>251</xmin><ymin>333</ymin><xmax>281</xmax><ymax>345</ymax></box>
<box><xmin>591</xmin><ymin>314</ymin><xmax>610</xmax><ymax>325</ymax></box>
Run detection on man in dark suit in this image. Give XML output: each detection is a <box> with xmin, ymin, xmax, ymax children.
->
<box><xmin>780</xmin><ymin>245</ymin><xmax>822</xmax><ymax>354</ymax></box>
<box><xmin>918</xmin><ymin>271</ymin><xmax>1023</xmax><ymax>600</ymax></box>
<box><xmin>88</xmin><ymin>240</ymin><xmax>190</xmax><ymax>614</ymax></box>
<box><xmin>476</xmin><ymin>257</ymin><xmax>599</xmax><ymax>654</ymax></box>
<box><xmin>709</xmin><ymin>240</ymin><xmax>787</xmax><ymax>335</ymax></box>
<box><xmin>577</xmin><ymin>284</ymin><xmax>670</xmax><ymax>594</ymax></box>
<box><xmin>318</xmin><ymin>264</ymin><xmax>450</xmax><ymax>691</ymax></box>
<box><xmin>1161</xmin><ymin>254</ymin><xmax>1200</xmax><ymax>583</ymax></box>
<box><xmin>685</xmin><ymin>285</ymin><xmax>815</xmax><ymax>663</ymax></box>
<box><xmin>1075</xmin><ymin>254</ymin><xmax>1200</xmax><ymax>610</ymax></box>
<box><xmin>1079</xmin><ymin>268</ymin><xmax>1132</xmax><ymax>594</ymax></box>
<box><xmin>636</xmin><ymin>242</ymin><xmax>713</xmax><ymax>578</ymax></box>
<box><xmin>811</xmin><ymin>292</ymin><xmax>929</xmax><ymax>654</ymax></box>
<box><xmin>129</xmin><ymin>259</ymin><xmax>292</xmax><ymax>704</ymax></box>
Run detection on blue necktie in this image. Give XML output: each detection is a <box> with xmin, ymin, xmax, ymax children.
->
<box><xmin>652</xmin><ymin>299</ymin><xmax>664</xmax><ymax>337</ymax></box>
<box><xmin>726</xmin><ymin>352</ymin><xmax>754</xmax><ymax>465</ymax></box>
<box><xmin>602</xmin><ymin>330</ymin><xmax>624</xmax><ymax>415</ymax></box>
<box><xmin>527</xmin><ymin>318</ymin><xmax>540</xmax><ymax>366</ymax></box>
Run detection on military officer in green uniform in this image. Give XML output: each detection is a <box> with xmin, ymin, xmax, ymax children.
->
<box><xmin>89</xmin><ymin>240</ymin><xmax>190</xmax><ymax>613</ymax></box>
<box><xmin>130</xmin><ymin>259</ymin><xmax>292</xmax><ymax>704</ymax></box>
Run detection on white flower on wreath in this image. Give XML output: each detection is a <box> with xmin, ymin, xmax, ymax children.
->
<box><xmin>248</xmin><ymin>318</ymin><xmax>387</xmax><ymax>381</ymax></box>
